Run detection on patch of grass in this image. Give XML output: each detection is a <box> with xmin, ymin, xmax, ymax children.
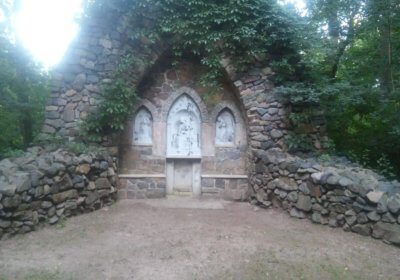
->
<box><xmin>215</xmin><ymin>249</ymin><xmax>371</xmax><ymax>280</ymax></box>
<box><xmin>56</xmin><ymin>218</ymin><xmax>67</xmax><ymax>229</ymax></box>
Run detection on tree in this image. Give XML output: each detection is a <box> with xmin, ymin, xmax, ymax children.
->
<box><xmin>0</xmin><ymin>1</ymin><xmax>49</xmax><ymax>156</ymax></box>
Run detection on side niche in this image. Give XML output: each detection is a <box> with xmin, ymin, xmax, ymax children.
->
<box><xmin>133</xmin><ymin>107</ymin><xmax>153</xmax><ymax>145</ymax></box>
<box><xmin>216</xmin><ymin>109</ymin><xmax>235</xmax><ymax>146</ymax></box>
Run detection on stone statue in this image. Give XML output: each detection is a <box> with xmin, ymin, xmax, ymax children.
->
<box><xmin>216</xmin><ymin>110</ymin><xmax>235</xmax><ymax>145</ymax></box>
<box><xmin>134</xmin><ymin>108</ymin><xmax>152</xmax><ymax>145</ymax></box>
<box><xmin>167</xmin><ymin>95</ymin><xmax>201</xmax><ymax>156</ymax></box>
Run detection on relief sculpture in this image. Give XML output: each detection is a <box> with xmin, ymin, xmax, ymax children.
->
<box><xmin>167</xmin><ymin>94</ymin><xmax>201</xmax><ymax>156</ymax></box>
<box><xmin>216</xmin><ymin>109</ymin><xmax>235</xmax><ymax>145</ymax></box>
<box><xmin>133</xmin><ymin>108</ymin><xmax>152</xmax><ymax>145</ymax></box>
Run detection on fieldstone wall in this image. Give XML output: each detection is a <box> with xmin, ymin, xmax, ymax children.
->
<box><xmin>250</xmin><ymin>148</ymin><xmax>400</xmax><ymax>246</ymax></box>
<box><xmin>0</xmin><ymin>147</ymin><xmax>118</xmax><ymax>240</ymax></box>
<box><xmin>119</xmin><ymin>177</ymin><xmax>166</xmax><ymax>199</ymax></box>
<box><xmin>39</xmin><ymin>4</ymin><xmax>400</xmax><ymax>247</ymax></box>
<box><xmin>202</xmin><ymin>178</ymin><xmax>249</xmax><ymax>200</ymax></box>
<box><xmin>44</xmin><ymin>13</ymin><xmax>128</xmax><ymax>140</ymax></box>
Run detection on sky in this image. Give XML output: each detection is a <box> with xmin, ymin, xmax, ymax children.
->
<box><xmin>15</xmin><ymin>0</ymin><xmax>83</xmax><ymax>67</ymax></box>
<box><xmin>13</xmin><ymin>0</ymin><xmax>306</xmax><ymax>67</ymax></box>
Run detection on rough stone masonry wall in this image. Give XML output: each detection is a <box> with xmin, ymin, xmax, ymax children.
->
<box><xmin>251</xmin><ymin>148</ymin><xmax>400</xmax><ymax>246</ymax></box>
<box><xmin>43</xmin><ymin>14</ymin><xmax>126</xmax><ymax>140</ymax></box>
<box><xmin>221</xmin><ymin>63</ymin><xmax>400</xmax><ymax>246</ymax></box>
<box><xmin>40</xmin><ymin>4</ymin><xmax>399</xmax><ymax>246</ymax></box>
<box><xmin>0</xmin><ymin>147</ymin><xmax>118</xmax><ymax>240</ymax></box>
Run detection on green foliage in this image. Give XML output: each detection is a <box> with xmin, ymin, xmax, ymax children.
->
<box><xmin>83</xmin><ymin>0</ymin><xmax>308</xmax><ymax>136</ymax></box>
<box><xmin>285</xmin><ymin>133</ymin><xmax>314</xmax><ymax>153</ymax></box>
<box><xmin>35</xmin><ymin>134</ymin><xmax>105</xmax><ymax>156</ymax></box>
<box><xmin>0</xmin><ymin>38</ymin><xmax>49</xmax><ymax>158</ymax></box>
<box><xmin>83</xmin><ymin>54</ymin><xmax>142</xmax><ymax>137</ymax></box>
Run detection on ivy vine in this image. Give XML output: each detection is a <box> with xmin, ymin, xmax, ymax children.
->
<box><xmin>83</xmin><ymin>0</ymin><xmax>308</xmax><ymax>137</ymax></box>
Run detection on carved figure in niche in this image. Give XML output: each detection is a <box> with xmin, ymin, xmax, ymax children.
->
<box><xmin>216</xmin><ymin>109</ymin><xmax>235</xmax><ymax>145</ymax></box>
<box><xmin>167</xmin><ymin>94</ymin><xmax>201</xmax><ymax>156</ymax></box>
<box><xmin>133</xmin><ymin>108</ymin><xmax>152</xmax><ymax>145</ymax></box>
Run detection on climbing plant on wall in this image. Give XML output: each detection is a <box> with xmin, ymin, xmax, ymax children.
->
<box><xmin>83</xmin><ymin>0</ymin><xmax>308</xmax><ymax>136</ymax></box>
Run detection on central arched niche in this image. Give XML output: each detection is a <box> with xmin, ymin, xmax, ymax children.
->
<box><xmin>167</xmin><ymin>94</ymin><xmax>201</xmax><ymax>157</ymax></box>
<box><xmin>119</xmin><ymin>60</ymin><xmax>249</xmax><ymax>200</ymax></box>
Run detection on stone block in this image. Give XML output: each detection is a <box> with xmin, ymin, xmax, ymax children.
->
<box><xmin>95</xmin><ymin>178</ymin><xmax>111</xmax><ymax>189</ymax></box>
<box><xmin>372</xmin><ymin>222</ymin><xmax>400</xmax><ymax>245</ymax></box>
<box><xmin>52</xmin><ymin>190</ymin><xmax>78</xmax><ymax>204</ymax></box>
<box><xmin>352</xmin><ymin>224</ymin><xmax>371</xmax><ymax>236</ymax></box>
<box><xmin>295</xmin><ymin>194</ymin><xmax>312</xmax><ymax>212</ymax></box>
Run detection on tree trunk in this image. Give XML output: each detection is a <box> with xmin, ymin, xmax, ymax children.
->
<box><xmin>379</xmin><ymin>1</ymin><xmax>394</xmax><ymax>95</ymax></box>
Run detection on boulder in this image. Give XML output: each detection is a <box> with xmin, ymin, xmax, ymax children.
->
<box><xmin>76</xmin><ymin>164</ymin><xmax>91</xmax><ymax>175</ymax></box>
<box><xmin>85</xmin><ymin>192</ymin><xmax>99</xmax><ymax>205</ymax></box>
<box><xmin>372</xmin><ymin>222</ymin><xmax>400</xmax><ymax>245</ymax></box>
<box><xmin>295</xmin><ymin>194</ymin><xmax>312</xmax><ymax>212</ymax></box>
<box><xmin>381</xmin><ymin>212</ymin><xmax>397</xmax><ymax>223</ymax></box>
<box><xmin>377</xmin><ymin>195</ymin><xmax>388</xmax><ymax>214</ymax></box>
<box><xmin>299</xmin><ymin>183</ymin><xmax>310</xmax><ymax>195</ymax></box>
<box><xmin>367</xmin><ymin>211</ymin><xmax>381</xmax><ymax>222</ymax></box>
<box><xmin>356</xmin><ymin>212</ymin><xmax>368</xmax><ymax>224</ymax></box>
<box><xmin>287</xmin><ymin>192</ymin><xmax>298</xmax><ymax>203</ymax></box>
<box><xmin>10</xmin><ymin>172</ymin><xmax>31</xmax><ymax>193</ymax></box>
<box><xmin>52</xmin><ymin>190</ymin><xmax>78</xmax><ymax>204</ymax></box>
<box><xmin>366</xmin><ymin>191</ymin><xmax>384</xmax><ymax>204</ymax></box>
<box><xmin>0</xmin><ymin>219</ymin><xmax>11</xmax><ymax>229</ymax></box>
<box><xmin>352</xmin><ymin>224</ymin><xmax>371</xmax><ymax>236</ymax></box>
<box><xmin>387</xmin><ymin>194</ymin><xmax>400</xmax><ymax>214</ymax></box>
<box><xmin>311</xmin><ymin>172</ymin><xmax>323</xmax><ymax>184</ymax></box>
<box><xmin>312</xmin><ymin>212</ymin><xmax>328</xmax><ymax>225</ymax></box>
<box><xmin>269</xmin><ymin>177</ymin><xmax>298</xmax><ymax>191</ymax></box>
<box><xmin>95</xmin><ymin>178</ymin><xmax>112</xmax><ymax>190</ymax></box>
<box><xmin>0</xmin><ymin>184</ymin><xmax>17</xmax><ymax>196</ymax></box>
<box><xmin>56</xmin><ymin>174</ymin><xmax>73</xmax><ymax>191</ymax></box>
<box><xmin>290</xmin><ymin>208</ymin><xmax>306</xmax><ymax>219</ymax></box>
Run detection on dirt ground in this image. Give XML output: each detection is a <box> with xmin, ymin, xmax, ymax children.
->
<box><xmin>0</xmin><ymin>198</ymin><xmax>399</xmax><ymax>280</ymax></box>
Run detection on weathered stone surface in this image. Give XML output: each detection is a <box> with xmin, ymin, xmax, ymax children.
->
<box><xmin>268</xmin><ymin>177</ymin><xmax>298</xmax><ymax>191</ymax></box>
<box><xmin>0</xmin><ymin>220</ymin><xmax>11</xmax><ymax>228</ymax></box>
<box><xmin>2</xmin><ymin>196</ymin><xmax>21</xmax><ymax>208</ymax></box>
<box><xmin>366</xmin><ymin>191</ymin><xmax>384</xmax><ymax>204</ymax></box>
<box><xmin>295</xmin><ymin>195</ymin><xmax>312</xmax><ymax>212</ymax></box>
<box><xmin>381</xmin><ymin>212</ymin><xmax>397</xmax><ymax>224</ymax></box>
<box><xmin>52</xmin><ymin>190</ymin><xmax>78</xmax><ymax>204</ymax></box>
<box><xmin>311</xmin><ymin>212</ymin><xmax>328</xmax><ymax>225</ymax></box>
<box><xmin>356</xmin><ymin>212</ymin><xmax>368</xmax><ymax>224</ymax></box>
<box><xmin>0</xmin><ymin>184</ymin><xmax>17</xmax><ymax>196</ymax></box>
<box><xmin>270</xmin><ymin>129</ymin><xmax>283</xmax><ymax>139</ymax></box>
<box><xmin>352</xmin><ymin>224</ymin><xmax>371</xmax><ymax>236</ymax></box>
<box><xmin>367</xmin><ymin>211</ymin><xmax>381</xmax><ymax>222</ymax></box>
<box><xmin>95</xmin><ymin>178</ymin><xmax>111</xmax><ymax>189</ymax></box>
<box><xmin>41</xmin><ymin>201</ymin><xmax>53</xmax><ymax>209</ymax></box>
<box><xmin>377</xmin><ymin>195</ymin><xmax>388</xmax><ymax>214</ymax></box>
<box><xmin>56</xmin><ymin>174</ymin><xmax>73</xmax><ymax>191</ymax></box>
<box><xmin>345</xmin><ymin>210</ymin><xmax>357</xmax><ymax>226</ymax></box>
<box><xmin>287</xmin><ymin>192</ymin><xmax>298</xmax><ymax>203</ymax></box>
<box><xmin>372</xmin><ymin>222</ymin><xmax>400</xmax><ymax>245</ymax></box>
<box><xmin>387</xmin><ymin>194</ymin><xmax>400</xmax><ymax>214</ymax></box>
<box><xmin>85</xmin><ymin>192</ymin><xmax>99</xmax><ymax>205</ymax></box>
<box><xmin>290</xmin><ymin>208</ymin><xmax>306</xmax><ymax>219</ymax></box>
<box><xmin>48</xmin><ymin>215</ymin><xmax>59</xmax><ymax>224</ymax></box>
<box><xmin>76</xmin><ymin>164</ymin><xmax>91</xmax><ymax>174</ymax></box>
<box><xmin>311</xmin><ymin>172</ymin><xmax>322</xmax><ymax>184</ymax></box>
<box><xmin>298</xmin><ymin>183</ymin><xmax>310</xmax><ymax>195</ymax></box>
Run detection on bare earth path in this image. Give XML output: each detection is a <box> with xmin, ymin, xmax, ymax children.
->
<box><xmin>0</xmin><ymin>198</ymin><xmax>399</xmax><ymax>280</ymax></box>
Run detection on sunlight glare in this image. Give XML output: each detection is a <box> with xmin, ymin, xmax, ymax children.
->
<box><xmin>15</xmin><ymin>0</ymin><xmax>83</xmax><ymax>67</ymax></box>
